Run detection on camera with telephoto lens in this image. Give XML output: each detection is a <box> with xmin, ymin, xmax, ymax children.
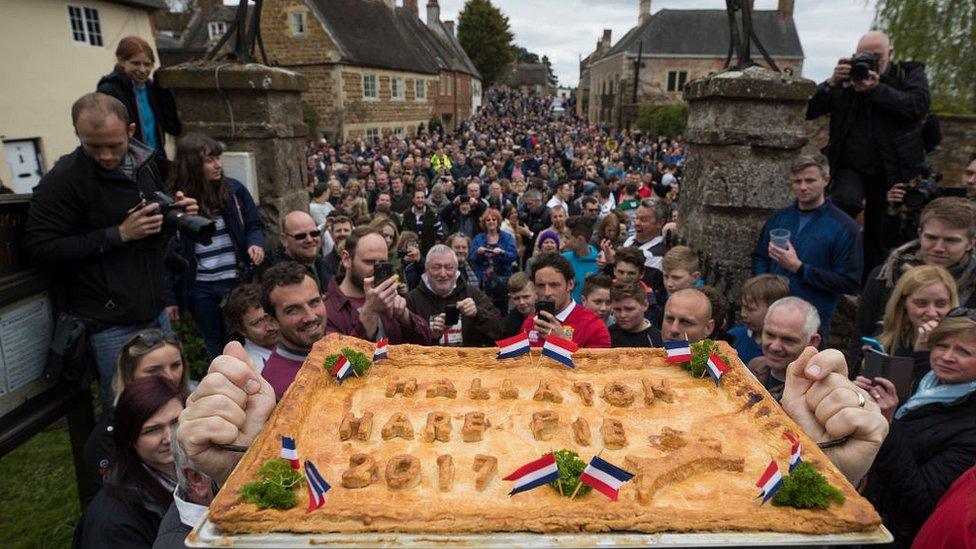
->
<box><xmin>901</xmin><ymin>165</ymin><xmax>960</xmax><ymax>211</ymax></box>
<box><xmin>848</xmin><ymin>52</ymin><xmax>881</xmax><ymax>83</ymax></box>
<box><xmin>150</xmin><ymin>191</ymin><xmax>216</xmax><ymax>244</ymax></box>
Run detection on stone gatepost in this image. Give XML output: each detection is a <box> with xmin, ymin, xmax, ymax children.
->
<box><xmin>157</xmin><ymin>62</ymin><xmax>309</xmax><ymax>242</ymax></box>
<box><xmin>677</xmin><ymin>66</ymin><xmax>816</xmax><ymax>304</ymax></box>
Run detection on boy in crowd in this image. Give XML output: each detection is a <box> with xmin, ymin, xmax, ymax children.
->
<box><xmin>223</xmin><ymin>284</ymin><xmax>279</xmax><ymax>373</ymax></box>
<box><xmin>522</xmin><ymin>252</ymin><xmax>610</xmax><ymax>348</ymax></box>
<box><xmin>611</xmin><ymin>246</ymin><xmax>664</xmax><ymax>327</ymax></box>
<box><xmin>662</xmin><ymin>245</ymin><xmax>701</xmax><ymax>298</ymax></box>
<box><xmin>608</xmin><ymin>280</ymin><xmax>663</xmax><ymax>347</ymax></box>
<box><xmin>562</xmin><ymin>218</ymin><xmax>600</xmax><ymax>302</ymax></box>
<box><xmin>501</xmin><ymin>272</ymin><xmax>535</xmax><ymax>338</ymax></box>
<box><xmin>727</xmin><ymin>274</ymin><xmax>791</xmax><ymax>364</ymax></box>
<box><xmin>580</xmin><ymin>273</ymin><xmax>613</xmax><ymax>326</ymax></box>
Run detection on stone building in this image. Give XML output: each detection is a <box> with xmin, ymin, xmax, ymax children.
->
<box><xmin>0</xmin><ymin>0</ymin><xmax>164</xmax><ymax>193</ymax></box>
<box><xmin>507</xmin><ymin>62</ymin><xmax>551</xmax><ymax>97</ymax></box>
<box><xmin>578</xmin><ymin>29</ymin><xmax>613</xmax><ymax>118</ymax></box>
<box><xmin>155</xmin><ymin>0</ymin><xmax>238</xmax><ymax>67</ymax></box>
<box><xmin>588</xmin><ymin>0</ymin><xmax>804</xmax><ymax>129</ymax></box>
<box><xmin>259</xmin><ymin>0</ymin><xmax>480</xmax><ymax>140</ymax></box>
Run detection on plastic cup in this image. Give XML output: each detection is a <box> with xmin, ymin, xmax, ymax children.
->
<box><xmin>770</xmin><ymin>228</ymin><xmax>791</xmax><ymax>249</ymax></box>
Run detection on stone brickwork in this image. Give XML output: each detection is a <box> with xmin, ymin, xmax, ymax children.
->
<box><xmin>677</xmin><ymin>66</ymin><xmax>816</xmax><ymax>302</ymax></box>
<box><xmin>434</xmin><ymin>71</ymin><xmax>473</xmax><ymax>130</ymax></box>
<box><xmin>157</xmin><ymin>62</ymin><xmax>309</xmax><ymax>243</ymax></box>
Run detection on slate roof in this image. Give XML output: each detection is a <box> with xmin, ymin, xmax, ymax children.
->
<box><xmin>509</xmin><ymin>63</ymin><xmax>548</xmax><ymax>87</ymax></box>
<box><xmin>603</xmin><ymin>9</ymin><xmax>803</xmax><ymax>60</ymax></box>
<box><xmin>104</xmin><ymin>0</ymin><xmax>166</xmax><ymax>10</ymax></box>
<box><xmin>398</xmin><ymin>11</ymin><xmax>480</xmax><ymax>79</ymax></box>
<box><xmin>307</xmin><ymin>0</ymin><xmax>439</xmax><ymax>75</ymax></box>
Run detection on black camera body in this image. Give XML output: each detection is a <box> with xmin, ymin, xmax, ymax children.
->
<box><xmin>150</xmin><ymin>191</ymin><xmax>216</xmax><ymax>244</ymax></box>
<box><xmin>848</xmin><ymin>52</ymin><xmax>881</xmax><ymax>83</ymax></box>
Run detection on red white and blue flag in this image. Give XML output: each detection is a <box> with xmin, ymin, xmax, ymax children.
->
<box><xmin>542</xmin><ymin>334</ymin><xmax>578</xmax><ymax>369</ymax></box>
<box><xmin>496</xmin><ymin>331</ymin><xmax>531</xmax><ymax>360</ymax></box>
<box><xmin>784</xmin><ymin>432</ymin><xmax>802</xmax><ymax>472</ymax></box>
<box><xmin>330</xmin><ymin>354</ymin><xmax>354</xmax><ymax>383</ymax></box>
<box><xmin>502</xmin><ymin>452</ymin><xmax>561</xmax><ymax>496</ymax></box>
<box><xmin>373</xmin><ymin>338</ymin><xmax>389</xmax><ymax>361</ymax></box>
<box><xmin>664</xmin><ymin>340</ymin><xmax>692</xmax><ymax>363</ymax></box>
<box><xmin>705</xmin><ymin>353</ymin><xmax>730</xmax><ymax>386</ymax></box>
<box><xmin>280</xmin><ymin>436</ymin><xmax>299</xmax><ymax>470</ymax></box>
<box><xmin>579</xmin><ymin>455</ymin><xmax>635</xmax><ymax>501</ymax></box>
<box><xmin>755</xmin><ymin>459</ymin><xmax>784</xmax><ymax>505</ymax></box>
<box><xmin>304</xmin><ymin>460</ymin><xmax>331</xmax><ymax>512</ymax></box>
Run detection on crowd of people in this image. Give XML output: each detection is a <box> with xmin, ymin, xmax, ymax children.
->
<box><xmin>17</xmin><ymin>32</ymin><xmax>976</xmax><ymax>548</ymax></box>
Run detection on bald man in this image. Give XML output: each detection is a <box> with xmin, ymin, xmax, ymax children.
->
<box><xmin>807</xmin><ymin>30</ymin><xmax>931</xmax><ymax>274</ymax></box>
<box><xmin>265</xmin><ymin>210</ymin><xmax>335</xmax><ymax>292</ymax></box>
<box><xmin>661</xmin><ymin>288</ymin><xmax>714</xmax><ymax>343</ymax></box>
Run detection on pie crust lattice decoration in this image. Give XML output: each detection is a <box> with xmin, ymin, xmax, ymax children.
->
<box><xmin>210</xmin><ymin>334</ymin><xmax>881</xmax><ymax>535</ymax></box>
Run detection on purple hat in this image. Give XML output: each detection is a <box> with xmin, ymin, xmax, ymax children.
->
<box><xmin>537</xmin><ymin>229</ymin><xmax>560</xmax><ymax>250</ymax></box>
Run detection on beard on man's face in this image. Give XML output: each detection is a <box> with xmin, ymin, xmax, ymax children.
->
<box><xmin>348</xmin><ymin>262</ymin><xmax>366</xmax><ymax>291</ymax></box>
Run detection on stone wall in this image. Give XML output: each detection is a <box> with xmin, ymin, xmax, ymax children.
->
<box><xmin>677</xmin><ymin>67</ymin><xmax>816</xmax><ymax>303</ymax></box>
<box><xmin>157</xmin><ymin>62</ymin><xmax>309</xmax><ymax>243</ymax></box>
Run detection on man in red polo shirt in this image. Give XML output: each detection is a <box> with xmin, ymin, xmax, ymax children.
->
<box><xmin>522</xmin><ymin>252</ymin><xmax>610</xmax><ymax>348</ymax></box>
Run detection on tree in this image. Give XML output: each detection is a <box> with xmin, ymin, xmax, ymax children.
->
<box><xmin>514</xmin><ymin>46</ymin><xmax>539</xmax><ymax>64</ymax></box>
<box><xmin>542</xmin><ymin>55</ymin><xmax>558</xmax><ymax>87</ymax></box>
<box><xmin>636</xmin><ymin>104</ymin><xmax>688</xmax><ymax>138</ymax></box>
<box><xmin>457</xmin><ymin>0</ymin><xmax>515</xmax><ymax>86</ymax></box>
<box><xmin>874</xmin><ymin>0</ymin><xmax>976</xmax><ymax>113</ymax></box>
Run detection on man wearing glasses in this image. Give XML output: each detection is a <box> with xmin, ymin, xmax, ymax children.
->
<box><xmin>266</xmin><ymin>211</ymin><xmax>335</xmax><ymax>292</ymax></box>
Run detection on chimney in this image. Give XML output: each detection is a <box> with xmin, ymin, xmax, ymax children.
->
<box><xmin>639</xmin><ymin>0</ymin><xmax>651</xmax><ymax>24</ymax></box>
<box><xmin>778</xmin><ymin>0</ymin><xmax>794</xmax><ymax>19</ymax></box>
<box><xmin>444</xmin><ymin>20</ymin><xmax>455</xmax><ymax>36</ymax></box>
<box><xmin>601</xmin><ymin>29</ymin><xmax>612</xmax><ymax>48</ymax></box>
<box><xmin>404</xmin><ymin>0</ymin><xmax>418</xmax><ymax>18</ymax></box>
<box><xmin>197</xmin><ymin>0</ymin><xmax>214</xmax><ymax>18</ymax></box>
<box><xmin>427</xmin><ymin>0</ymin><xmax>440</xmax><ymax>26</ymax></box>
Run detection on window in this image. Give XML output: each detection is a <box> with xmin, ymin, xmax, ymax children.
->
<box><xmin>207</xmin><ymin>21</ymin><xmax>227</xmax><ymax>42</ymax></box>
<box><xmin>391</xmin><ymin>77</ymin><xmax>404</xmax><ymax>100</ymax></box>
<box><xmin>667</xmin><ymin>70</ymin><xmax>688</xmax><ymax>92</ymax></box>
<box><xmin>414</xmin><ymin>79</ymin><xmax>426</xmax><ymax>101</ymax></box>
<box><xmin>363</xmin><ymin>74</ymin><xmax>378</xmax><ymax>100</ymax></box>
<box><xmin>366</xmin><ymin>128</ymin><xmax>379</xmax><ymax>142</ymax></box>
<box><xmin>447</xmin><ymin>75</ymin><xmax>453</xmax><ymax>95</ymax></box>
<box><xmin>67</xmin><ymin>5</ymin><xmax>103</xmax><ymax>46</ymax></box>
<box><xmin>290</xmin><ymin>11</ymin><xmax>306</xmax><ymax>36</ymax></box>
<box><xmin>394</xmin><ymin>126</ymin><xmax>405</xmax><ymax>137</ymax></box>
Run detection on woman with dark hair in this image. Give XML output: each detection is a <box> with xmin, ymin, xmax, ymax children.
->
<box><xmin>96</xmin><ymin>36</ymin><xmax>180</xmax><ymax>156</ymax></box>
<box><xmin>169</xmin><ymin>133</ymin><xmax>266</xmax><ymax>359</ymax></box>
<box><xmin>74</xmin><ymin>376</ymin><xmax>184</xmax><ymax>548</ymax></box>
<box><xmin>83</xmin><ymin>329</ymin><xmax>190</xmax><ymax>489</ymax></box>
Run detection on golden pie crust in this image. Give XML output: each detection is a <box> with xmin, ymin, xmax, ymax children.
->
<box><xmin>210</xmin><ymin>334</ymin><xmax>881</xmax><ymax>535</ymax></box>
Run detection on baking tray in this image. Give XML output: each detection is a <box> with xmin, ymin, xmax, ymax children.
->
<box><xmin>187</xmin><ymin>512</ymin><xmax>893</xmax><ymax>547</ymax></box>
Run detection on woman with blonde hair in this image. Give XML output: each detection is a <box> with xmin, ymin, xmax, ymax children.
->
<box><xmin>876</xmin><ymin>265</ymin><xmax>958</xmax><ymax>358</ymax></box>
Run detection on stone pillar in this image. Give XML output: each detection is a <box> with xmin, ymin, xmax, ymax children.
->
<box><xmin>677</xmin><ymin>66</ymin><xmax>816</xmax><ymax>302</ymax></box>
<box><xmin>157</xmin><ymin>62</ymin><xmax>309</xmax><ymax>242</ymax></box>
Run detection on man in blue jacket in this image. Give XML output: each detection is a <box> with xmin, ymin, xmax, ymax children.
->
<box><xmin>752</xmin><ymin>156</ymin><xmax>862</xmax><ymax>336</ymax></box>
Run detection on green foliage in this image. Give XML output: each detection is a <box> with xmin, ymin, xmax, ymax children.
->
<box><xmin>458</xmin><ymin>0</ymin><xmax>515</xmax><ymax>86</ymax></box>
<box><xmin>678</xmin><ymin>339</ymin><xmax>729</xmax><ymax>379</ymax></box>
<box><xmin>172</xmin><ymin>316</ymin><xmax>209</xmax><ymax>380</ymax></box>
<box><xmin>514</xmin><ymin>46</ymin><xmax>539</xmax><ymax>64</ymax></box>
<box><xmin>772</xmin><ymin>462</ymin><xmax>846</xmax><ymax>509</ymax></box>
<box><xmin>0</xmin><ymin>425</ymin><xmax>79</xmax><ymax>548</ymax></box>
<box><xmin>542</xmin><ymin>55</ymin><xmax>558</xmax><ymax>87</ymax></box>
<box><xmin>240</xmin><ymin>459</ymin><xmax>305</xmax><ymax>510</ymax></box>
<box><xmin>548</xmin><ymin>449</ymin><xmax>592</xmax><ymax>497</ymax></box>
<box><xmin>302</xmin><ymin>100</ymin><xmax>321</xmax><ymax>139</ymax></box>
<box><xmin>874</xmin><ymin>0</ymin><xmax>976</xmax><ymax>113</ymax></box>
<box><xmin>636</xmin><ymin>104</ymin><xmax>688</xmax><ymax>138</ymax></box>
<box><xmin>324</xmin><ymin>348</ymin><xmax>372</xmax><ymax>376</ymax></box>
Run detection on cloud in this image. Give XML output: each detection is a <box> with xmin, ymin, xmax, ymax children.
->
<box><xmin>429</xmin><ymin>0</ymin><xmax>876</xmax><ymax>87</ymax></box>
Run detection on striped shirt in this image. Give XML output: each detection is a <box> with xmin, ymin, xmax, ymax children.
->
<box><xmin>194</xmin><ymin>217</ymin><xmax>237</xmax><ymax>282</ymax></box>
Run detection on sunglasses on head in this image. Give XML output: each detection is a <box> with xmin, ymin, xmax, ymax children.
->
<box><xmin>947</xmin><ymin>307</ymin><xmax>976</xmax><ymax>321</ymax></box>
<box><xmin>129</xmin><ymin>329</ymin><xmax>181</xmax><ymax>349</ymax></box>
<box><xmin>287</xmin><ymin>229</ymin><xmax>322</xmax><ymax>241</ymax></box>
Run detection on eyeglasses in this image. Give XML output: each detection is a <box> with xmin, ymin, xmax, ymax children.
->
<box><xmin>287</xmin><ymin>229</ymin><xmax>322</xmax><ymax>241</ymax></box>
<box><xmin>128</xmin><ymin>329</ymin><xmax>181</xmax><ymax>349</ymax></box>
<box><xmin>947</xmin><ymin>307</ymin><xmax>976</xmax><ymax>321</ymax></box>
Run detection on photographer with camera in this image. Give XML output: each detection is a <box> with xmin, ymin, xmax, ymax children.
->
<box><xmin>807</xmin><ymin>30</ymin><xmax>932</xmax><ymax>274</ymax></box>
<box><xmin>25</xmin><ymin>93</ymin><xmax>199</xmax><ymax>408</ymax></box>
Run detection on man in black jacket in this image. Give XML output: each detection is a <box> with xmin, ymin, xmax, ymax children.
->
<box><xmin>807</xmin><ymin>30</ymin><xmax>931</xmax><ymax>274</ymax></box>
<box><xmin>401</xmin><ymin>189</ymin><xmax>445</xmax><ymax>254</ymax></box>
<box><xmin>264</xmin><ymin>211</ymin><xmax>335</xmax><ymax>293</ymax></box>
<box><xmin>405</xmin><ymin>244</ymin><xmax>502</xmax><ymax>347</ymax></box>
<box><xmin>24</xmin><ymin>93</ymin><xmax>197</xmax><ymax>407</ymax></box>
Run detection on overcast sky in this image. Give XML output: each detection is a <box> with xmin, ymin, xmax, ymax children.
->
<box><xmin>425</xmin><ymin>0</ymin><xmax>877</xmax><ymax>86</ymax></box>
